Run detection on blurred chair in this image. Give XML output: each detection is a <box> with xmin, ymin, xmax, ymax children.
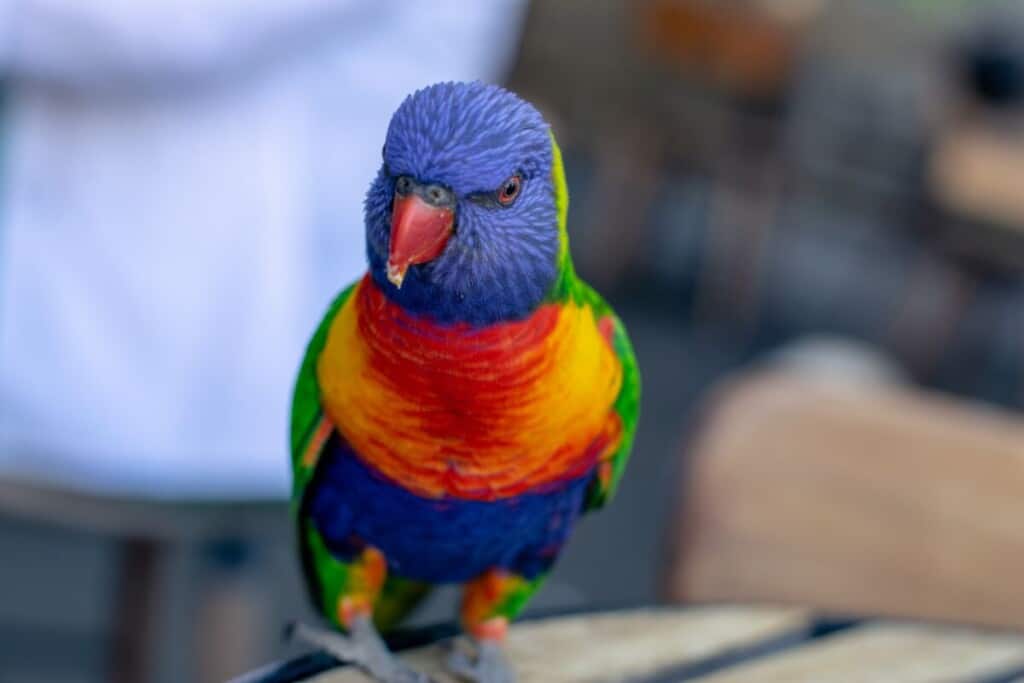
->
<box><xmin>0</xmin><ymin>475</ymin><xmax>291</xmax><ymax>683</ymax></box>
<box><xmin>664</xmin><ymin>367</ymin><xmax>1024</xmax><ymax>631</ymax></box>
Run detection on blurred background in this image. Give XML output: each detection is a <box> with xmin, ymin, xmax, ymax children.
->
<box><xmin>3</xmin><ymin>0</ymin><xmax>1024</xmax><ymax>681</ymax></box>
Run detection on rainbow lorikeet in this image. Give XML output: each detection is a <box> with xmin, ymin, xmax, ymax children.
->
<box><xmin>289</xmin><ymin>82</ymin><xmax>640</xmax><ymax>683</ymax></box>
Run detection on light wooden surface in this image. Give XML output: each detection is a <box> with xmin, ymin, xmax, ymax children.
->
<box><xmin>307</xmin><ymin>607</ymin><xmax>809</xmax><ymax>683</ymax></box>
<box><xmin>697</xmin><ymin>624</ymin><xmax>1024</xmax><ymax>682</ymax></box>
<box><xmin>665</xmin><ymin>371</ymin><xmax>1024</xmax><ymax>631</ymax></box>
<box><xmin>252</xmin><ymin>606</ymin><xmax>1024</xmax><ymax>683</ymax></box>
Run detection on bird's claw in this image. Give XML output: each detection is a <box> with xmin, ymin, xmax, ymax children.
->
<box><xmin>446</xmin><ymin>639</ymin><xmax>516</xmax><ymax>683</ymax></box>
<box><xmin>287</xmin><ymin>620</ymin><xmax>435</xmax><ymax>683</ymax></box>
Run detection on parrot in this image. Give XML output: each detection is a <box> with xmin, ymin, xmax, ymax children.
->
<box><xmin>288</xmin><ymin>81</ymin><xmax>640</xmax><ymax>683</ymax></box>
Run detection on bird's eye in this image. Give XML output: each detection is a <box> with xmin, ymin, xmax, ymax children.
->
<box><xmin>497</xmin><ymin>174</ymin><xmax>522</xmax><ymax>206</ymax></box>
<box><xmin>395</xmin><ymin>176</ymin><xmax>413</xmax><ymax>196</ymax></box>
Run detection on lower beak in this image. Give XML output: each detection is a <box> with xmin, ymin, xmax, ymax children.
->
<box><xmin>387</xmin><ymin>194</ymin><xmax>454</xmax><ymax>288</ymax></box>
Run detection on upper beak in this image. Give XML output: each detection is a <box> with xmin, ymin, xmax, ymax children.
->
<box><xmin>387</xmin><ymin>192</ymin><xmax>454</xmax><ymax>288</ymax></box>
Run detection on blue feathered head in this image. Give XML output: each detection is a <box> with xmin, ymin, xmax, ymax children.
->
<box><xmin>364</xmin><ymin>82</ymin><xmax>561</xmax><ymax>325</ymax></box>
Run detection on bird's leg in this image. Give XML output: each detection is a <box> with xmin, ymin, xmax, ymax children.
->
<box><xmin>288</xmin><ymin>618</ymin><xmax>431</xmax><ymax>683</ymax></box>
<box><xmin>289</xmin><ymin>546</ymin><xmax>433</xmax><ymax>683</ymax></box>
<box><xmin>447</xmin><ymin>569</ymin><xmax>543</xmax><ymax>683</ymax></box>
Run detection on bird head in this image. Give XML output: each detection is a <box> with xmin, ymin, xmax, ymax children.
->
<box><xmin>364</xmin><ymin>82</ymin><xmax>564</xmax><ymax>326</ymax></box>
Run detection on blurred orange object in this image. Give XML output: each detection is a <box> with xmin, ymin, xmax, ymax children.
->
<box><xmin>639</xmin><ymin>0</ymin><xmax>821</xmax><ymax>101</ymax></box>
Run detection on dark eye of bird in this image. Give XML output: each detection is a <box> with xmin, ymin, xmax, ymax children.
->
<box><xmin>497</xmin><ymin>174</ymin><xmax>522</xmax><ymax>206</ymax></box>
<box><xmin>395</xmin><ymin>176</ymin><xmax>413</xmax><ymax>196</ymax></box>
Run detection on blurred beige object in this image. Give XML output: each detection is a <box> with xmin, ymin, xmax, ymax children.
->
<box><xmin>930</xmin><ymin>123</ymin><xmax>1024</xmax><ymax>232</ymax></box>
<box><xmin>665</xmin><ymin>370</ymin><xmax>1024</xmax><ymax>630</ymax></box>
<box><xmin>304</xmin><ymin>607</ymin><xmax>810</xmax><ymax>683</ymax></box>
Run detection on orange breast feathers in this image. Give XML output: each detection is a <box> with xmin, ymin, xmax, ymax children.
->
<box><xmin>316</xmin><ymin>277</ymin><xmax>624</xmax><ymax>500</ymax></box>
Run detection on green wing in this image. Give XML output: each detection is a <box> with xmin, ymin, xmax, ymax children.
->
<box><xmin>289</xmin><ymin>281</ymin><xmax>355</xmax><ymax>622</ymax></box>
<box><xmin>289</xmin><ymin>280</ymin><xmax>432</xmax><ymax>632</ymax></box>
<box><xmin>571</xmin><ymin>278</ymin><xmax>641</xmax><ymax>512</ymax></box>
<box><xmin>290</xmin><ymin>281</ymin><xmax>358</xmax><ymax>509</ymax></box>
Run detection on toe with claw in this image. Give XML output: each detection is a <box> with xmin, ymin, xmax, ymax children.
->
<box><xmin>446</xmin><ymin>639</ymin><xmax>516</xmax><ymax>683</ymax></box>
<box><xmin>288</xmin><ymin>619</ymin><xmax>434</xmax><ymax>683</ymax></box>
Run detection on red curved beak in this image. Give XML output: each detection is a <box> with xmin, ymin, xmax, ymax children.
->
<box><xmin>387</xmin><ymin>194</ymin><xmax>454</xmax><ymax>288</ymax></box>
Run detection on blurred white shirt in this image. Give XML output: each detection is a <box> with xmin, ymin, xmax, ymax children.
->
<box><xmin>0</xmin><ymin>0</ymin><xmax>527</xmax><ymax>498</ymax></box>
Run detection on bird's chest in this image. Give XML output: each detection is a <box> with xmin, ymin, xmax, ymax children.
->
<box><xmin>316</xmin><ymin>279</ymin><xmax>623</xmax><ymax>501</ymax></box>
